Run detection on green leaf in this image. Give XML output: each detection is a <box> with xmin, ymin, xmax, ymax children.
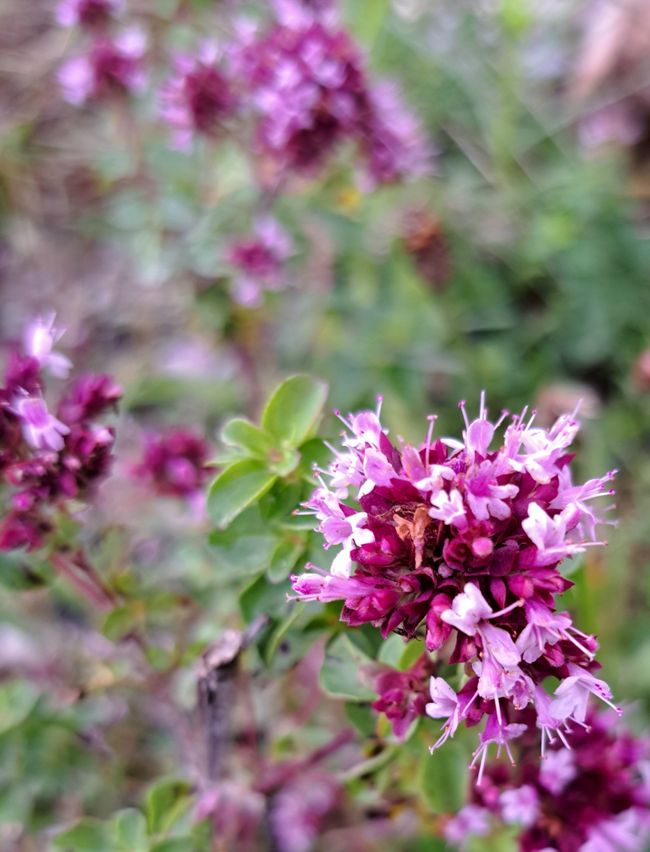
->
<box><xmin>0</xmin><ymin>680</ymin><xmax>40</xmax><ymax>735</ymax></box>
<box><xmin>267</xmin><ymin>537</ymin><xmax>305</xmax><ymax>583</ymax></box>
<box><xmin>320</xmin><ymin>634</ymin><xmax>376</xmax><ymax>702</ymax></box>
<box><xmin>151</xmin><ymin>840</ymin><xmax>194</xmax><ymax>852</ymax></box>
<box><xmin>145</xmin><ymin>778</ymin><xmax>192</xmax><ymax>837</ymax></box>
<box><xmin>239</xmin><ymin>573</ymin><xmax>291</xmax><ymax>624</ymax></box>
<box><xmin>261</xmin><ymin>375</ymin><xmax>328</xmax><ymax>448</ymax></box>
<box><xmin>0</xmin><ymin>552</ymin><xmax>47</xmax><ymax>590</ymax></box>
<box><xmin>345</xmin><ymin>701</ymin><xmax>375</xmax><ymax>737</ymax></box>
<box><xmin>259</xmin><ymin>480</ymin><xmax>304</xmax><ymax>523</ymax></box>
<box><xmin>377</xmin><ymin>633</ymin><xmax>407</xmax><ymax>668</ymax></box>
<box><xmin>343</xmin><ymin>0</ymin><xmax>389</xmax><ymax>46</ymax></box>
<box><xmin>418</xmin><ymin>740</ymin><xmax>468</xmax><ymax>813</ymax></box>
<box><xmin>207</xmin><ymin>461</ymin><xmax>277</xmax><ymax>529</ymax></box>
<box><xmin>209</xmin><ymin>506</ymin><xmax>277</xmax><ymax>576</ymax></box>
<box><xmin>263</xmin><ymin>606</ymin><xmax>323</xmax><ymax>669</ymax></box>
<box><xmin>102</xmin><ymin>603</ymin><xmax>144</xmax><ymax>641</ymax></box>
<box><xmin>113</xmin><ymin>809</ymin><xmax>147</xmax><ymax>850</ymax></box>
<box><xmin>398</xmin><ymin>639</ymin><xmax>427</xmax><ymax>672</ymax></box>
<box><xmin>54</xmin><ymin>819</ymin><xmax>112</xmax><ymax>851</ymax></box>
<box><xmin>221</xmin><ymin>417</ymin><xmax>274</xmax><ymax>458</ymax></box>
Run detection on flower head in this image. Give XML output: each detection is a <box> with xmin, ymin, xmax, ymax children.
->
<box><xmin>292</xmin><ymin>394</ymin><xmax>616</xmax><ymax>770</ymax></box>
<box><xmin>58</xmin><ymin>28</ymin><xmax>147</xmax><ymax>105</ymax></box>
<box><xmin>447</xmin><ymin>710</ymin><xmax>650</xmax><ymax>851</ymax></box>
<box><xmin>134</xmin><ymin>428</ymin><xmax>211</xmax><ymax>499</ymax></box>
<box><xmin>23</xmin><ymin>314</ymin><xmax>72</xmax><ymax>379</ymax></box>
<box><xmin>228</xmin><ymin>217</ymin><xmax>293</xmax><ymax>307</ymax></box>
<box><xmin>372</xmin><ymin>654</ymin><xmax>434</xmax><ymax>739</ymax></box>
<box><xmin>14</xmin><ymin>396</ymin><xmax>70</xmax><ymax>452</ymax></box>
<box><xmin>160</xmin><ymin>43</ymin><xmax>237</xmax><ymax>149</ymax></box>
<box><xmin>231</xmin><ymin>10</ymin><xmax>429</xmax><ymax>183</ymax></box>
<box><xmin>0</xmin><ymin>317</ymin><xmax>121</xmax><ymax>552</ymax></box>
<box><xmin>55</xmin><ymin>0</ymin><xmax>123</xmax><ymax>28</ymax></box>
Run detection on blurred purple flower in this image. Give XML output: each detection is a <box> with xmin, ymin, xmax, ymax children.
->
<box><xmin>499</xmin><ymin>784</ymin><xmax>539</xmax><ymax>827</ymax></box>
<box><xmin>58</xmin><ymin>28</ymin><xmax>147</xmax><ymax>105</ymax></box>
<box><xmin>0</xmin><ymin>317</ymin><xmax>121</xmax><ymax>552</ymax></box>
<box><xmin>360</xmin><ymin>82</ymin><xmax>431</xmax><ymax>187</ymax></box>
<box><xmin>444</xmin><ymin>804</ymin><xmax>491</xmax><ymax>847</ymax></box>
<box><xmin>270</xmin><ymin>772</ymin><xmax>341</xmax><ymax>852</ymax></box>
<box><xmin>55</xmin><ymin>0</ymin><xmax>124</xmax><ymax>28</ymax></box>
<box><xmin>23</xmin><ymin>314</ymin><xmax>72</xmax><ymax>379</ymax></box>
<box><xmin>13</xmin><ymin>396</ymin><xmax>70</xmax><ymax>452</ymax></box>
<box><xmin>372</xmin><ymin>653</ymin><xmax>435</xmax><ymax>738</ymax></box>
<box><xmin>449</xmin><ymin>710</ymin><xmax>650</xmax><ymax>851</ymax></box>
<box><xmin>134</xmin><ymin>428</ymin><xmax>211</xmax><ymax>499</ymax></box>
<box><xmin>228</xmin><ymin>217</ymin><xmax>293</xmax><ymax>307</ymax></box>
<box><xmin>232</xmin><ymin>10</ymin><xmax>430</xmax><ymax>183</ymax></box>
<box><xmin>57</xmin><ymin>374</ymin><xmax>122</xmax><ymax>424</ymax></box>
<box><xmin>160</xmin><ymin>42</ymin><xmax>237</xmax><ymax>150</ymax></box>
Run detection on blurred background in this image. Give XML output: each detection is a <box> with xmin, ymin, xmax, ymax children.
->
<box><xmin>1</xmin><ymin>0</ymin><xmax>650</xmax><ymax>849</ymax></box>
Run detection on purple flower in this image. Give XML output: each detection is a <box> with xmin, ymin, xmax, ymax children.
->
<box><xmin>57</xmin><ymin>374</ymin><xmax>122</xmax><ymax>424</ymax></box>
<box><xmin>522</xmin><ymin>503</ymin><xmax>598</xmax><ymax>567</ymax></box>
<box><xmin>23</xmin><ymin>314</ymin><xmax>72</xmax><ymax>379</ymax></box>
<box><xmin>372</xmin><ymin>654</ymin><xmax>434</xmax><ymax>739</ymax></box>
<box><xmin>550</xmin><ymin>663</ymin><xmax>621</xmax><ymax>724</ymax></box>
<box><xmin>0</xmin><ymin>511</ymin><xmax>49</xmax><ymax>552</ymax></box>
<box><xmin>233</xmin><ymin>18</ymin><xmax>367</xmax><ymax>174</ymax></box>
<box><xmin>440</xmin><ymin>582</ymin><xmax>497</xmax><ymax>635</ymax></box>
<box><xmin>538</xmin><ymin>747</ymin><xmax>576</xmax><ymax>795</ymax></box>
<box><xmin>270</xmin><ymin>772</ymin><xmax>340</xmax><ymax>852</ymax></box>
<box><xmin>449</xmin><ymin>709</ymin><xmax>650</xmax><ymax>851</ymax></box>
<box><xmin>13</xmin><ymin>396</ymin><xmax>70</xmax><ymax>452</ymax></box>
<box><xmin>134</xmin><ymin>428</ymin><xmax>211</xmax><ymax>499</ymax></box>
<box><xmin>160</xmin><ymin>43</ymin><xmax>237</xmax><ymax>150</ymax></box>
<box><xmin>425</xmin><ymin>677</ymin><xmax>466</xmax><ymax>749</ymax></box>
<box><xmin>360</xmin><ymin>81</ymin><xmax>432</xmax><ymax>186</ymax></box>
<box><xmin>429</xmin><ymin>488</ymin><xmax>469</xmax><ymax>529</ymax></box>
<box><xmin>473</xmin><ymin>715</ymin><xmax>528</xmax><ymax>777</ymax></box>
<box><xmin>1</xmin><ymin>317</ymin><xmax>121</xmax><ymax>552</ymax></box>
<box><xmin>55</xmin><ymin>0</ymin><xmax>123</xmax><ymax>28</ymax></box>
<box><xmin>444</xmin><ymin>804</ymin><xmax>491</xmax><ymax>847</ymax></box>
<box><xmin>292</xmin><ymin>394</ymin><xmax>617</xmax><ymax>771</ymax></box>
<box><xmin>516</xmin><ymin>600</ymin><xmax>595</xmax><ymax>664</ymax></box>
<box><xmin>228</xmin><ymin>217</ymin><xmax>293</xmax><ymax>307</ymax></box>
<box><xmin>499</xmin><ymin>784</ymin><xmax>539</xmax><ymax>827</ymax></box>
<box><xmin>58</xmin><ymin>28</ymin><xmax>147</xmax><ymax>105</ymax></box>
<box><xmin>231</xmin><ymin>11</ymin><xmax>428</xmax><ymax>184</ymax></box>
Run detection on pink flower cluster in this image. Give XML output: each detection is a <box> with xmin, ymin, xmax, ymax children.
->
<box><xmin>446</xmin><ymin>710</ymin><xmax>650</xmax><ymax>851</ymax></box>
<box><xmin>227</xmin><ymin>217</ymin><xmax>294</xmax><ymax>307</ymax></box>
<box><xmin>0</xmin><ymin>316</ymin><xmax>121</xmax><ymax>551</ymax></box>
<box><xmin>372</xmin><ymin>653</ymin><xmax>435</xmax><ymax>739</ymax></box>
<box><xmin>160</xmin><ymin>42</ymin><xmax>237</xmax><ymax>151</ymax></box>
<box><xmin>56</xmin><ymin>0</ymin><xmax>123</xmax><ymax>29</ymax></box>
<box><xmin>292</xmin><ymin>395</ymin><xmax>619</xmax><ymax>772</ymax></box>
<box><xmin>52</xmin><ymin>0</ymin><xmax>428</xmax><ymax>182</ymax></box>
<box><xmin>133</xmin><ymin>428</ymin><xmax>211</xmax><ymax>501</ymax></box>
<box><xmin>230</xmin><ymin>1</ymin><xmax>430</xmax><ymax>183</ymax></box>
<box><xmin>58</xmin><ymin>27</ymin><xmax>147</xmax><ymax>106</ymax></box>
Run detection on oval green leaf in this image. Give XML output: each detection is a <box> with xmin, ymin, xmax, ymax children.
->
<box><xmin>207</xmin><ymin>461</ymin><xmax>277</xmax><ymax>530</ymax></box>
<box><xmin>320</xmin><ymin>633</ymin><xmax>376</xmax><ymax>702</ymax></box>
<box><xmin>261</xmin><ymin>375</ymin><xmax>328</xmax><ymax>448</ymax></box>
<box><xmin>220</xmin><ymin>417</ymin><xmax>274</xmax><ymax>458</ymax></box>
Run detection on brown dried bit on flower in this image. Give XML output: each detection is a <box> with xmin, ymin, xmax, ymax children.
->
<box><xmin>393</xmin><ymin>505</ymin><xmax>432</xmax><ymax>569</ymax></box>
